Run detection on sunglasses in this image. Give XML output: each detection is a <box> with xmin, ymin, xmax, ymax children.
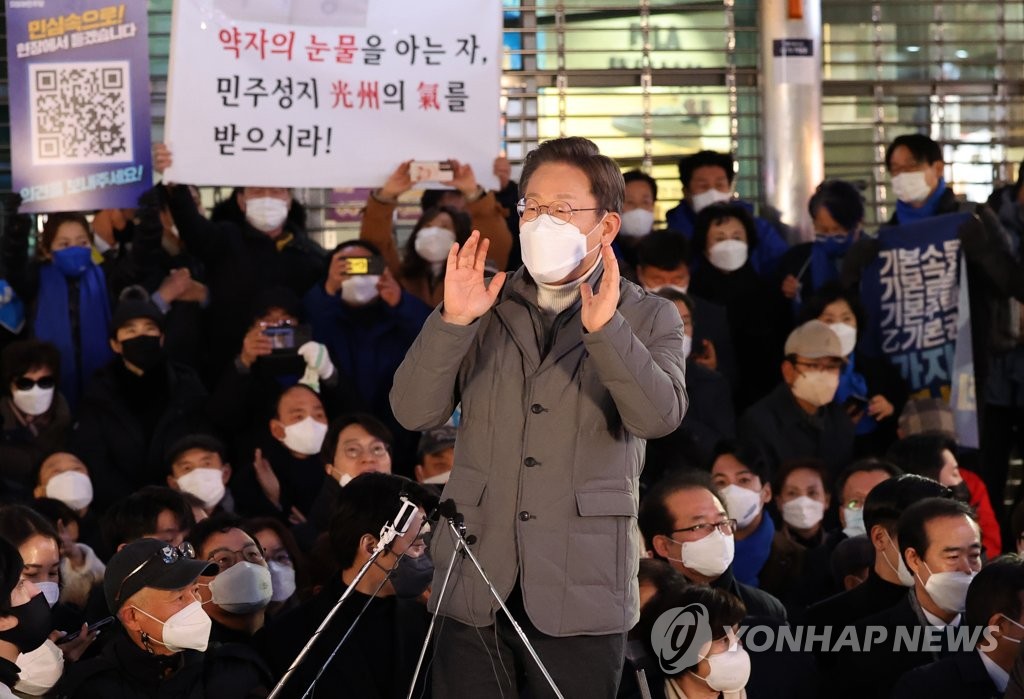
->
<box><xmin>114</xmin><ymin>542</ymin><xmax>196</xmax><ymax>603</ymax></box>
<box><xmin>14</xmin><ymin>376</ymin><xmax>55</xmax><ymax>391</ymax></box>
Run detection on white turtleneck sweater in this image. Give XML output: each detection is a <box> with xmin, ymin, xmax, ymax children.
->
<box><xmin>534</xmin><ymin>258</ymin><xmax>601</xmax><ymax>316</ymax></box>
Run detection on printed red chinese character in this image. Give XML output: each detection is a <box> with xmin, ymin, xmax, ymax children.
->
<box><xmin>358</xmin><ymin>81</ymin><xmax>380</xmax><ymax>110</ymax></box>
<box><xmin>331</xmin><ymin>80</ymin><xmax>353</xmax><ymax>109</ymax></box>
<box><xmin>417</xmin><ymin>82</ymin><xmax>441</xmax><ymax>110</ymax></box>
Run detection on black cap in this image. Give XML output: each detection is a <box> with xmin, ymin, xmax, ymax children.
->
<box><xmin>104</xmin><ymin>538</ymin><xmax>216</xmax><ymax>614</ymax></box>
<box><xmin>111</xmin><ymin>298</ymin><xmax>164</xmax><ymax>336</ymax></box>
<box><xmin>417</xmin><ymin>426</ymin><xmax>457</xmax><ymax>457</ymax></box>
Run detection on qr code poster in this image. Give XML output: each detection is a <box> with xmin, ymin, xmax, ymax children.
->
<box><xmin>30</xmin><ymin>62</ymin><xmax>134</xmax><ymax>166</ymax></box>
<box><xmin>163</xmin><ymin>0</ymin><xmax>501</xmax><ymax>189</ymax></box>
<box><xmin>5</xmin><ymin>1</ymin><xmax>153</xmax><ymax>213</ymax></box>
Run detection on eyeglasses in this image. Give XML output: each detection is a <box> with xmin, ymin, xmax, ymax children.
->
<box><xmin>115</xmin><ymin>543</ymin><xmax>196</xmax><ymax>603</ymax></box>
<box><xmin>343</xmin><ymin>443</ymin><xmax>389</xmax><ymax>460</ymax></box>
<box><xmin>792</xmin><ymin>359</ymin><xmax>843</xmax><ymax>374</ymax></box>
<box><xmin>209</xmin><ymin>544</ymin><xmax>265</xmax><ymax>573</ymax></box>
<box><xmin>14</xmin><ymin>376</ymin><xmax>55</xmax><ymax>391</ymax></box>
<box><xmin>516</xmin><ymin>198</ymin><xmax>602</xmax><ymax>224</ymax></box>
<box><xmin>671</xmin><ymin>519</ymin><xmax>738</xmax><ymax>537</ymax></box>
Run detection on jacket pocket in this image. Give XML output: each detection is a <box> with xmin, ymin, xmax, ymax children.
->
<box><xmin>442</xmin><ymin>477</ymin><xmax>487</xmax><ymax>507</ymax></box>
<box><xmin>575</xmin><ymin>489</ymin><xmax>637</xmax><ymax>518</ymax></box>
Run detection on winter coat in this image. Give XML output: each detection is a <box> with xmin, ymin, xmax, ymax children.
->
<box><xmin>390</xmin><ymin>263</ymin><xmax>687</xmax><ymax>636</ymax></box>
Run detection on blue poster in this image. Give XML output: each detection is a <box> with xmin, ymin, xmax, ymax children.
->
<box><xmin>859</xmin><ymin>212</ymin><xmax>971</xmax><ymax>397</ymax></box>
<box><xmin>5</xmin><ymin>1</ymin><xmax>152</xmax><ymax>213</ymax></box>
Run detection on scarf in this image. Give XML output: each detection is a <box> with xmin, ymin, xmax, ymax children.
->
<box><xmin>733</xmin><ymin>512</ymin><xmax>775</xmax><ymax>587</ymax></box>
<box><xmin>895</xmin><ymin>178</ymin><xmax>948</xmax><ymax>224</ymax></box>
<box><xmin>33</xmin><ymin>262</ymin><xmax>113</xmax><ymax>408</ymax></box>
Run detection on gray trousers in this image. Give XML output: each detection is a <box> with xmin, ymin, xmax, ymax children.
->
<box><xmin>431</xmin><ymin>588</ymin><xmax>626</xmax><ymax>699</ymax></box>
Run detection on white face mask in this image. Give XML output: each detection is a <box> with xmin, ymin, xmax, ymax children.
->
<box><xmin>781</xmin><ymin>496</ymin><xmax>825</xmax><ymax>530</ymax></box>
<box><xmin>647</xmin><ymin>283</ymin><xmax>688</xmax><ymax>295</ymax></box>
<box><xmin>719</xmin><ymin>484</ymin><xmax>762</xmax><ymax>529</ymax></box>
<box><xmin>245</xmin><ymin>197</ymin><xmax>289</xmax><ymax>233</ymax></box>
<box><xmin>205</xmin><ymin>561</ymin><xmax>273</xmax><ymax>614</ymax></box>
<box><xmin>36</xmin><ymin>582</ymin><xmax>59</xmax><ymax>608</ymax></box>
<box><xmin>919</xmin><ymin>561</ymin><xmax>975</xmax><ymax>614</ymax></box>
<box><xmin>828</xmin><ymin>322</ymin><xmax>857</xmax><ymax>357</ymax></box>
<box><xmin>707</xmin><ymin>239</ymin><xmax>748</xmax><ymax>272</ymax></box>
<box><xmin>682</xmin><ymin>334</ymin><xmax>693</xmax><ymax>360</ymax></box>
<box><xmin>791</xmin><ymin>369</ymin><xmax>840</xmax><ymax>408</ymax></box>
<box><xmin>340</xmin><ymin>275</ymin><xmax>380</xmax><ymax>305</ymax></box>
<box><xmin>14</xmin><ymin>638</ymin><xmax>64</xmax><ymax>696</ymax></box>
<box><xmin>413</xmin><ymin>226</ymin><xmax>456</xmax><ymax>263</ymax></box>
<box><xmin>267</xmin><ymin>560</ymin><xmax>297</xmax><ymax>602</ymax></box>
<box><xmin>619</xmin><ymin>209</ymin><xmax>655</xmax><ymax>238</ymax></box>
<box><xmin>133</xmin><ymin>600</ymin><xmax>212</xmax><ymax>653</ymax></box>
<box><xmin>891</xmin><ymin>171</ymin><xmax>933</xmax><ymax>205</ymax></box>
<box><xmin>12</xmin><ymin>386</ymin><xmax>54</xmax><ymax>416</ymax></box>
<box><xmin>691</xmin><ymin>640</ymin><xmax>751</xmax><ymax>692</ymax></box>
<box><xmin>520</xmin><ymin>214</ymin><xmax>601</xmax><ymax>284</ymax></box>
<box><xmin>842</xmin><ymin>506</ymin><xmax>867</xmax><ymax>538</ymax></box>
<box><xmin>668</xmin><ymin>528</ymin><xmax>734</xmax><ymax>579</ymax></box>
<box><xmin>281</xmin><ymin>416</ymin><xmax>328</xmax><ymax>456</ymax></box>
<box><xmin>882</xmin><ymin>533</ymin><xmax>916</xmax><ymax>587</ymax></box>
<box><xmin>690</xmin><ymin>188</ymin><xmax>733</xmax><ymax>213</ymax></box>
<box><xmin>45</xmin><ymin>470</ymin><xmax>93</xmax><ymax>511</ymax></box>
<box><xmin>176</xmin><ymin>468</ymin><xmax>226</xmax><ymax>510</ymax></box>
<box><xmin>999</xmin><ymin>615</ymin><xmax>1024</xmax><ymax>645</ymax></box>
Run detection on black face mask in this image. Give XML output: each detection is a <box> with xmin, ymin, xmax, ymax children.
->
<box><xmin>0</xmin><ymin>593</ymin><xmax>51</xmax><ymax>654</ymax></box>
<box><xmin>388</xmin><ymin>553</ymin><xmax>434</xmax><ymax>599</ymax></box>
<box><xmin>120</xmin><ymin>335</ymin><xmax>165</xmax><ymax>373</ymax></box>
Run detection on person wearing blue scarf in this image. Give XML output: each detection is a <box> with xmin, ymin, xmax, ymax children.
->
<box><xmin>779</xmin><ymin>180</ymin><xmax>865</xmax><ymax>317</ymax></box>
<box><xmin>710</xmin><ymin>443</ymin><xmax>774</xmax><ymax>587</ymax></box>
<box><xmin>24</xmin><ymin>214</ymin><xmax>113</xmax><ymax>410</ymax></box>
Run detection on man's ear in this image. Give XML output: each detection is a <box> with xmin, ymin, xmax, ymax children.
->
<box><xmin>651</xmin><ymin>534</ymin><xmax>673</xmax><ymax>560</ymax></box>
<box><xmin>119</xmin><ymin>605</ymin><xmax>142</xmax><ymax>633</ymax></box>
<box><xmin>931</xmin><ymin>160</ymin><xmax>946</xmax><ymax>182</ymax></box>
<box><xmin>269</xmin><ymin>419</ymin><xmax>286</xmax><ymax>441</ymax></box>
<box><xmin>360</xmin><ymin>533</ymin><xmax>378</xmax><ymax>558</ymax></box>
<box><xmin>781</xmin><ymin>360</ymin><xmax>796</xmax><ymax>385</ymax></box>
<box><xmin>600</xmin><ymin>212</ymin><xmax>621</xmax><ymax>246</ymax></box>
<box><xmin>110</xmin><ymin>338</ymin><xmax>122</xmax><ymax>355</ymax></box>
<box><xmin>414</xmin><ymin>464</ymin><xmax>425</xmax><ymax>483</ymax></box>
<box><xmin>904</xmin><ymin>546</ymin><xmax>923</xmax><ymax>579</ymax></box>
<box><xmin>869</xmin><ymin>524</ymin><xmax>888</xmax><ymax>553</ymax></box>
<box><xmin>760</xmin><ymin>484</ymin><xmax>772</xmax><ymax>505</ymax></box>
<box><xmin>221</xmin><ymin>464</ymin><xmax>232</xmax><ymax>484</ymax></box>
<box><xmin>843</xmin><ymin>573</ymin><xmax>866</xmax><ymax>591</ymax></box>
<box><xmin>166</xmin><ymin>475</ymin><xmax>177</xmax><ymax>489</ymax></box>
<box><xmin>32</xmin><ymin>484</ymin><xmax>45</xmax><ymax>499</ymax></box>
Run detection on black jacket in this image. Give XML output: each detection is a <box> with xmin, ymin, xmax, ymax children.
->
<box><xmin>804</xmin><ymin>566</ymin><xmax>908</xmax><ymax>631</ymax></box>
<box><xmin>54</xmin><ymin>627</ymin><xmax>271</xmax><ymax>698</ymax></box>
<box><xmin>644</xmin><ymin>361</ymin><xmax>735</xmax><ymax>484</ymax></box>
<box><xmin>165</xmin><ymin>185</ymin><xmax>326</xmax><ymax>382</ymax></box>
<box><xmin>837</xmin><ymin>591</ymin><xmax>964</xmax><ymax>698</ymax></box>
<box><xmin>69</xmin><ymin>359</ymin><xmax>209</xmax><ymax>509</ymax></box>
<box><xmin>708</xmin><ymin>565</ymin><xmax>788</xmax><ymax>624</ymax></box>
<box><xmin>690</xmin><ymin>294</ymin><xmax>738</xmax><ymax>391</ymax></box>
<box><xmin>256</xmin><ymin>576</ymin><xmax>431</xmax><ymax>699</ymax></box>
<box><xmin>892</xmin><ymin>650</ymin><xmax>1002</xmax><ymax>699</ymax></box>
<box><xmin>738</xmin><ymin>382</ymin><xmax>855</xmax><ymax>482</ymax></box>
<box><xmin>0</xmin><ymin>393</ymin><xmax>72</xmax><ymax>499</ymax></box>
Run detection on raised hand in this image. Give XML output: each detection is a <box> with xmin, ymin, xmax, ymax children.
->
<box><xmin>580</xmin><ymin>243</ymin><xmax>620</xmax><ymax>332</ymax></box>
<box><xmin>253</xmin><ymin>448</ymin><xmax>282</xmax><ymax>510</ymax></box>
<box><xmin>450</xmin><ymin>159</ymin><xmax>480</xmax><ymax>197</ymax></box>
<box><xmin>441</xmin><ymin>230</ymin><xmax>506</xmax><ymax>326</ymax></box>
<box><xmin>378</xmin><ymin>267</ymin><xmax>402</xmax><ymax>308</ymax></box>
<box><xmin>379</xmin><ymin>160</ymin><xmax>413</xmax><ymax>200</ymax></box>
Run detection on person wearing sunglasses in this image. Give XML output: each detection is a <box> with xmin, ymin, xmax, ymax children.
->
<box><xmin>0</xmin><ymin>340</ymin><xmax>70</xmax><ymax>501</ymax></box>
<box><xmin>55</xmin><ymin>538</ymin><xmax>271</xmax><ymax>698</ymax></box>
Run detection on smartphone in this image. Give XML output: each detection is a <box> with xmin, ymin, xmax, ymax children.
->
<box><xmin>262</xmin><ymin>325</ymin><xmax>295</xmax><ymax>350</ymax></box>
<box><xmin>410</xmin><ymin>160</ymin><xmax>454</xmax><ymax>183</ymax></box>
<box><xmin>344</xmin><ymin>256</ymin><xmax>386</xmax><ymax>276</ymax></box>
<box><xmin>844</xmin><ymin>395</ymin><xmax>868</xmax><ymax>413</ymax></box>
<box><xmin>59</xmin><ymin>616</ymin><xmax>115</xmax><ymax>644</ymax></box>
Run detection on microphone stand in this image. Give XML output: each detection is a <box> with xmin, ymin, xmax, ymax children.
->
<box><xmin>268</xmin><ymin>497</ymin><xmax>418</xmax><ymax>699</ymax></box>
<box><xmin>405</xmin><ymin>501</ymin><xmax>565</xmax><ymax>699</ymax></box>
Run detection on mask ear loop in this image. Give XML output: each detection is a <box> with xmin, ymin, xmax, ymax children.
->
<box><xmin>140</xmin><ymin>631</ymin><xmax>156</xmax><ymax>655</ymax></box>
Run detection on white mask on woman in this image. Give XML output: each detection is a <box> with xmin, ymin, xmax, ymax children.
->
<box><xmin>14</xmin><ymin>639</ymin><xmax>64</xmax><ymax>696</ymax></box>
<box><xmin>413</xmin><ymin>227</ymin><xmax>456</xmax><ymax>263</ymax></box>
<box><xmin>707</xmin><ymin>239</ymin><xmax>748</xmax><ymax>272</ymax></box>
<box><xmin>340</xmin><ymin>275</ymin><xmax>380</xmax><ymax>305</ymax></box>
<box><xmin>781</xmin><ymin>496</ymin><xmax>825</xmax><ymax>530</ymax></box>
<box><xmin>12</xmin><ymin>386</ymin><xmax>54</xmax><ymax>416</ymax></box>
<box><xmin>619</xmin><ymin>209</ymin><xmax>655</xmax><ymax>238</ymax></box>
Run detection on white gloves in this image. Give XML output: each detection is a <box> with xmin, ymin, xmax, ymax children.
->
<box><xmin>298</xmin><ymin>341</ymin><xmax>335</xmax><ymax>391</ymax></box>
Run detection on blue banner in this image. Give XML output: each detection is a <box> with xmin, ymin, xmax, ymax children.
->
<box><xmin>5</xmin><ymin>1</ymin><xmax>152</xmax><ymax>213</ymax></box>
<box><xmin>859</xmin><ymin>212</ymin><xmax>971</xmax><ymax>397</ymax></box>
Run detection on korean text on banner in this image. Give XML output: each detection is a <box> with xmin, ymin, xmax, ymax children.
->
<box><xmin>5</xmin><ymin>1</ymin><xmax>153</xmax><ymax>213</ymax></box>
<box><xmin>859</xmin><ymin>211</ymin><xmax>973</xmax><ymax>402</ymax></box>
<box><xmin>164</xmin><ymin>0</ymin><xmax>503</xmax><ymax>189</ymax></box>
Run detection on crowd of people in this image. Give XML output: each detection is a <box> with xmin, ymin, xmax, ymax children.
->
<box><xmin>0</xmin><ymin>131</ymin><xmax>1018</xmax><ymax>698</ymax></box>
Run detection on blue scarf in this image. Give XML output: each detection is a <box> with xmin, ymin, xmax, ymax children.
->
<box><xmin>733</xmin><ymin>512</ymin><xmax>775</xmax><ymax>587</ymax></box>
<box><xmin>895</xmin><ymin>178</ymin><xmax>947</xmax><ymax>224</ymax></box>
<box><xmin>833</xmin><ymin>354</ymin><xmax>876</xmax><ymax>435</ymax></box>
<box><xmin>33</xmin><ymin>261</ymin><xmax>113</xmax><ymax>408</ymax></box>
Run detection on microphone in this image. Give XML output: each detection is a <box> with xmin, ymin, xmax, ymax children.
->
<box><xmin>431</xmin><ymin>499</ymin><xmax>476</xmax><ymax>545</ymax></box>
